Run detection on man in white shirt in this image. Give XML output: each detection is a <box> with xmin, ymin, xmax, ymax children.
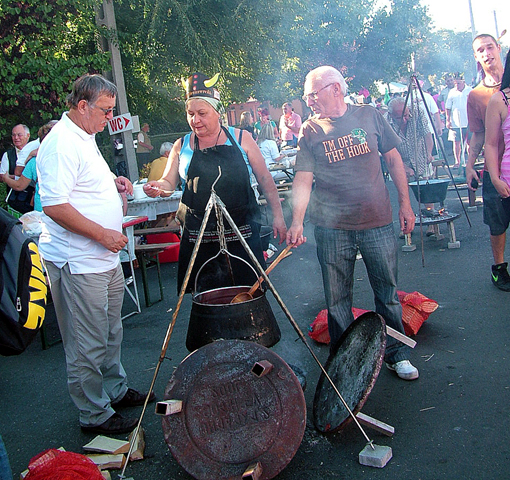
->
<box><xmin>446</xmin><ymin>73</ymin><xmax>472</xmax><ymax>168</ymax></box>
<box><xmin>37</xmin><ymin>74</ymin><xmax>154</xmax><ymax>435</ymax></box>
<box><xmin>0</xmin><ymin>124</ymin><xmax>31</xmax><ymax>181</ymax></box>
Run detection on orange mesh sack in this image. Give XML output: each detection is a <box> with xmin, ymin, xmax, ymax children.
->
<box><xmin>25</xmin><ymin>449</ymin><xmax>104</xmax><ymax>480</ymax></box>
<box><xmin>397</xmin><ymin>290</ymin><xmax>438</xmax><ymax>336</ymax></box>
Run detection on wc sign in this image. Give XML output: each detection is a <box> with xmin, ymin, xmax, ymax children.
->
<box><xmin>108</xmin><ymin>113</ymin><xmax>133</xmax><ymax>135</ymax></box>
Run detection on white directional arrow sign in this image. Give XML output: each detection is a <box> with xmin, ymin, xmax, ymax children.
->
<box><xmin>108</xmin><ymin>113</ymin><xmax>133</xmax><ymax>135</ymax></box>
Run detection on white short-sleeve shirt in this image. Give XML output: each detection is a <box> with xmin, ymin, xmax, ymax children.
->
<box><xmin>445</xmin><ymin>86</ymin><xmax>473</xmax><ymax>129</ymax></box>
<box><xmin>37</xmin><ymin>112</ymin><xmax>123</xmax><ymax>274</ymax></box>
<box><xmin>16</xmin><ymin>139</ymin><xmax>40</xmax><ymax>167</ymax></box>
<box><xmin>259</xmin><ymin>139</ymin><xmax>280</xmax><ymax>177</ymax></box>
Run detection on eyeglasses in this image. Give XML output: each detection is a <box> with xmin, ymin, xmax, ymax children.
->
<box><xmin>89</xmin><ymin>103</ymin><xmax>116</xmax><ymax>116</ymax></box>
<box><xmin>302</xmin><ymin>83</ymin><xmax>335</xmax><ymax>102</ymax></box>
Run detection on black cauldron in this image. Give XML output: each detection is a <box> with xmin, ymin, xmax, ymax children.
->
<box><xmin>409</xmin><ymin>178</ymin><xmax>450</xmax><ymax>204</ymax></box>
<box><xmin>186</xmin><ymin>285</ymin><xmax>281</xmax><ymax>352</ymax></box>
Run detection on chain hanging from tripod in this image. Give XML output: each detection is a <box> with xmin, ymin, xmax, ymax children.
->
<box><xmin>211</xmin><ymin>167</ymin><xmax>236</xmax><ymax>285</ymax></box>
<box><xmin>214</xmin><ymin>197</ymin><xmax>228</xmax><ymax>252</ymax></box>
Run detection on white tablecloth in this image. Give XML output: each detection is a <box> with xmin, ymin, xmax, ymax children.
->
<box><xmin>126</xmin><ymin>191</ymin><xmax>182</xmax><ymax>221</ymax></box>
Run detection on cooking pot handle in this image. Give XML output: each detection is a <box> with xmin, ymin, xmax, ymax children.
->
<box><xmin>194</xmin><ymin>249</ymin><xmax>260</xmax><ymax>293</ymax></box>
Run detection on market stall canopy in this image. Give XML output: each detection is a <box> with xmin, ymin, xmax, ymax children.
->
<box><xmin>375</xmin><ymin>81</ymin><xmax>408</xmax><ymax>95</ymax></box>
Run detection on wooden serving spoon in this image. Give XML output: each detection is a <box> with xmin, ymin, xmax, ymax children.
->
<box><xmin>230</xmin><ymin>243</ymin><xmax>294</xmax><ymax>303</ymax></box>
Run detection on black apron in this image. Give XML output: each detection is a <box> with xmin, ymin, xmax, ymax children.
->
<box><xmin>176</xmin><ymin>127</ymin><xmax>264</xmax><ymax>293</ymax></box>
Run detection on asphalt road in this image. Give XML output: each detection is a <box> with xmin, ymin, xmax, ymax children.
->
<box><xmin>2</xmin><ymin>175</ymin><xmax>510</xmax><ymax>480</ymax></box>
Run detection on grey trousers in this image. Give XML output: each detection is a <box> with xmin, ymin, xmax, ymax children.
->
<box><xmin>45</xmin><ymin>262</ymin><xmax>128</xmax><ymax>427</ymax></box>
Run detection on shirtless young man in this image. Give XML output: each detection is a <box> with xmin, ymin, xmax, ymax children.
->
<box><xmin>465</xmin><ymin>34</ymin><xmax>508</xmax><ymax>290</ymax></box>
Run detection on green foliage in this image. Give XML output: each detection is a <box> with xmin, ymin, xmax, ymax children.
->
<box><xmin>0</xmin><ymin>0</ymin><xmax>480</xmax><ymax>147</ymax></box>
<box><xmin>416</xmin><ymin>29</ymin><xmax>476</xmax><ymax>86</ymax></box>
<box><xmin>357</xmin><ymin>0</ymin><xmax>432</xmax><ymax>88</ymax></box>
<box><xmin>0</xmin><ymin>0</ymin><xmax>110</xmax><ymax>150</ymax></box>
<box><xmin>0</xmin><ymin>183</ymin><xmax>7</xmax><ymax>210</ymax></box>
<box><xmin>111</xmin><ymin>0</ymin><xmax>452</xmax><ymax>113</ymax></box>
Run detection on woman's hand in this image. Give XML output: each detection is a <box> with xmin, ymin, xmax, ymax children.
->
<box><xmin>272</xmin><ymin>215</ymin><xmax>288</xmax><ymax>245</ymax></box>
<box><xmin>143</xmin><ymin>181</ymin><xmax>163</xmax><ymax>197</ymax></box>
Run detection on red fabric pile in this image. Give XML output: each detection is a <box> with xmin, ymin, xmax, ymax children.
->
<box><xmin>24</xmin><ymin>449</ymin><xmax>104</xmax><ymax>480</ymax></box>
<box><xmin>308</xmin><ymin>291</ymin><xmax>438</xmax><ymax>344</ymax></box>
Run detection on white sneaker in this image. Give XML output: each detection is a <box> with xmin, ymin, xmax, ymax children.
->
<box><xmin>386</xmin><ymin>360</ymin><xmax>419</xmax><ymax>380</ymax></box>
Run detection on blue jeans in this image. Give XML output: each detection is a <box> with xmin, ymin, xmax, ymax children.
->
<box><xmin>315</xmin><ymin>223</ymin><xmax>410</xmax><ymax>364</ymax></box>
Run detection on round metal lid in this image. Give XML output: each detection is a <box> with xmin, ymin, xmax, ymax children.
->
<box><xmin>162</xmin><ymin>339</ymin><xmax>306</xmax><ymax>480</ymax></box>
<box><xmin>313</xmin><ymin>311</ymin><xmax>386</xmax><ymax>433</ymax></box>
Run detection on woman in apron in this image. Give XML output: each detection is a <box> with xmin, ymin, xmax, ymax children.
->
<box><xmin>144</xmin><ymin>73</ymin><xmax>287</xmax><ymax>293</ymax></box>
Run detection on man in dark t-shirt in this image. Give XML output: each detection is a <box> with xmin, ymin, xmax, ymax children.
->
<box><xmin>287</xmin><ymin>66</ymin><xmax>419</xmax><ymax>381</ymax></box>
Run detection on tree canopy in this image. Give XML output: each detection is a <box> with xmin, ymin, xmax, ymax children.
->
<box><xmin>0</xmin><ymin>0</ymin><xmax>110</xmax><ymax>146</ymax></box>
<box><xmin>0</xmin><ymin>0</ymin><xmax>491</xmax><ymax>146</ymax></box>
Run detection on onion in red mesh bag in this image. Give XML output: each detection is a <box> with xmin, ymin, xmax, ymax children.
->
<box><xmin>309</xmin><ymin>307</ymin><xmax>370</xmax><ymax>344</ymax></box>
<box><xmin>24</xmin><ymin>448</ymin><xmax>104</xmax><ymax>480</ymax></box>
<box><xmin>308</xmin><ymin>309</ymin><xmax>330</xmax><ymax>344</ymax></box>
<box><xmin>397</xmin><ymin>290</ymin><xmax>438</xmax><ymax>336</ymax></box>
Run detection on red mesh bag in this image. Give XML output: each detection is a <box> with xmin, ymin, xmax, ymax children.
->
<box><xmin>352</xmin><ymin>307</ymin><xmax>370</xmax><ymax>319</ymax></box>
<box><xmin>308</xmin><ymin>291</ymin><xmax>437</xmax><ymax>343</ymax></box>
<box><xmin>397</xmin><ymin>290</ymin><xmax>438</xmax><ymax>336</ymax></box>
<box><xmin>24</xmin><ymin>449</ymin><xmax>104</xmax><ymax>480</ymax></box>
<box><xmin>308</xmin><ymin>308</ymin><xmax>369</xmax><ymax>344</ymax></box>
<box><xmin>308</xmin><ymin>309</ymin><xmax>330</xmax><ymax>344</ymax></box>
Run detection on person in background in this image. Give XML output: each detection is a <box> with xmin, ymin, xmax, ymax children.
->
<box><xmin>437</xmin><ymin>74</ymin><xmax>455</xmax><ymax>112</ymax></box>
<box><xmin>254</xmin><ymin>107</ymin><xmax>279</xmax><ymax>141</ymax></box>
<box><xmin>0</xmin><ymin>125</ymin><xmax>31</xmax><ymax>182</ymax></box>
<box><xmin>136</xmin><ymin>122</ymin><xmax>153</xmax><ymax>168</ymax></box>
<box><xmin>148</xmin><ymin>141</ymin><xmax>174</xmax><ymax>182</ymax></box>
<box><xmin>144</xmin><ymin>72</ymin><xmax>287</xmax><ymax>293</ymax></box>
<box><xmin>279</xmin><ymin>102</ymin><xmax>302</xmax><ymax>148</ymax></box>
<box><xmin>3</xmin><ymin>120</ymin><xmax>58</xmax><ymax>212</ymax></box>
<box><xmin>0</xmin><ymin>124</ymin><xmax>40</xmax><ymax>180</ymax></box>
<box><xmin>387</xmin><ymin>97</ymin><xmax>433</xmax><ymax>179</ymax></box>
<box><xmin>387</xmin><ymin>97</ymin><xmax>436</xmax><ymax>236</ymax></box>
<box><xmin>485</xmin><ymin>52</ymin><xmax>510</xmax><ymax>211</ymax></box>
<box><xmin>257</xmin><ymin>123</ymin><xmax>287</xmax><ymax>176</ymax></box>
<box><xmin>287</xmin><ymin>65</ymin><xmax>419</xmax><ymax>381</ymax></box>
<box><xmin>413</xmin><ymin>84</ymin><xmax>442</xmax><ymax>159</ymax></box>
<box><xmin>445</xmin><ymin>73</ymin><xmax>472</xmax><ymax>168</ymax></box>
<box><xmin>239</xmin><ymin>111</ymin><xmax>256</xmax><ymax>139</ymax></box>
<box><xmin>465</xmin><ymin>34</ymin><xmax>508</xmax><ymax>291</ymax></box>
<box><xmin>37</xmin><ymin>73</ymin><xmax>154</xmax><ymax>435</ymax></box>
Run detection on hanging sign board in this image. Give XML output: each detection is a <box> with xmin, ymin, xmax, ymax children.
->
<box><xmin>108</xmin><ymin>113</ymin><xmax>133</xmax><ymax>135</ymax></box>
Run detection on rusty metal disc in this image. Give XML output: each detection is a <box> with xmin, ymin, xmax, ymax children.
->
<box><xmin>162</xmin><ymin>339</ymin><xmax>306</xmax><ymax>480</ymax></box>
<box><xmin>313</xmin><ymin>311</ymin><xmax>386</xmax><ymax>434</ymax></box>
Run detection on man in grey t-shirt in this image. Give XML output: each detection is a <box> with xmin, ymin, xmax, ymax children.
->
<box><xmin>287</xmin><ymin>66</ymin><xmax>419</xmax><ymax>381</ymax></box>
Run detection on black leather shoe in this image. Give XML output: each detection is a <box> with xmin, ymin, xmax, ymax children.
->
<box><xmin>111</xmin><ymin>388</ymin><xmax>156</xmax><ymax>408</ymax></box>
<box><xmin>81</xmin><ymin>413</ymin><xmax>138</xmax><ymax>435</ymax></box>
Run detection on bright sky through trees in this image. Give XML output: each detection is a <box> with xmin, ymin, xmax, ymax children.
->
<box><xmin>421</xmin><ymin>0</ymin><xmax>509</xmax><ymax>46</ymax></box>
